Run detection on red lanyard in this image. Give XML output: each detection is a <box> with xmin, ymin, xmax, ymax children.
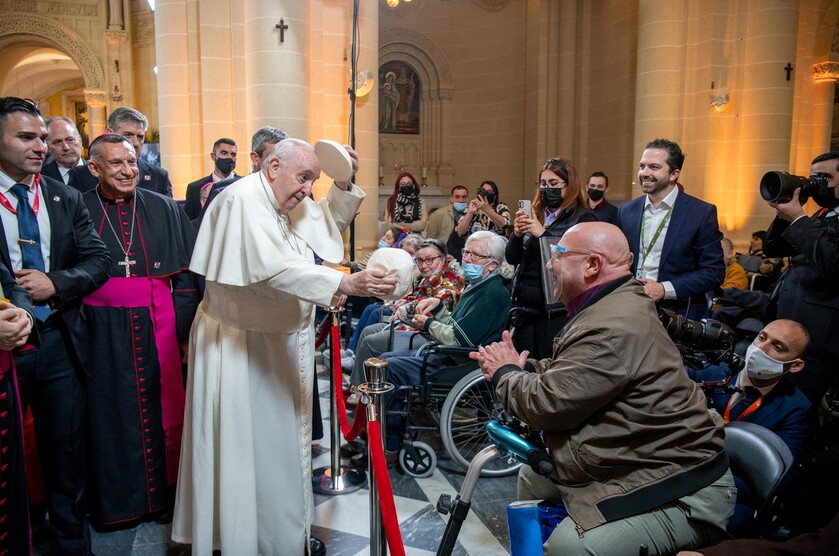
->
<box><xmin>0</xmin><ymin>174</ymin><xmax>41</xmax><ymax>216</ymax></box>
<box><xmin>723</xmin><ymin>390</ymin><xmax>765</xmax><ymax>423</ymax></box>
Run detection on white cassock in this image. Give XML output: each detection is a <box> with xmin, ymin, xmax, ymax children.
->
<box><xmin>172</xmin><ymin>171</ymin><xmax>364</xmax><ymax>555</ymax></box>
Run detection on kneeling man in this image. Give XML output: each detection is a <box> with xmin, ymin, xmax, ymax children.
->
<box><xmin>472</xmin><ymin>222</ymin><xmax>735</xmax><ymax>555</ymax></box>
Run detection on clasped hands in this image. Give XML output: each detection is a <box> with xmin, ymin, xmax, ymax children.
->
<box><xmin>469</xmin><ymin>331</ymin><xmax>529</xmax><ymax>381</ymax></box>
<box><xmin>0</xmin><ymin>300</ymin><xmax>32</xmax><ymax>350</ymax></box>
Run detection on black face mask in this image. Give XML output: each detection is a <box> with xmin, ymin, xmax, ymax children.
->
<box><xmin>215</xmin><ymin>157</ymin><xmax>235</xmax><ymax>175</ymax></box>
<box><xmin>540</xmin><ymin>188</ymin><xmax>564</xmax><ymax>209</ymax></box>
<box><xmin>587</xmin><ymin>188</ymin><xmax>604</xmax><ymax>202</ymax></box>
<box><xmin>478</xmin><ymin>189</ymin><xmax>496</xmax><ymax>204</ymax></box>
<box><xmin>399</xmin><ymin>185</ymin><xmax>415</xmax><ymax>196</ymax></box>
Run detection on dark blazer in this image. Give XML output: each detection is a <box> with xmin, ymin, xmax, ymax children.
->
<box><xmin>688</xmin><ymin>364</ymin><xmax>812</xmax><ymax>464</ymax></box>
<box><xmin>0</xmin><ymin>261</ymin><xmax>34</xmax><ymax>323</ymax></box>
<box><xmin>184</xmin><ymin>174</ymin><xmax>213</xmax><ymax>220</ymax></box>
<box><xmin>40</xmin><ymin>160</ymin><xmax>65</xmax><ymax>184</ymax></box>
<box><xmin>616</xmin><ymin>189</ymin><xmax>725</xmax><ymax>315</ymax></box>
<box><xmin>593</xmin><ymin>200</ymin><xmax>619</xmax><ymax>224</ymax></box>
<box><xmin>0</xmin><ymin>176</ymin><xmax>111</xmax><ymax>371</ymax></box>
<box><xmin>69</xmin><ymin>158</ymin><xmax>173</xmax><ymax>197</ymax></box>
<box><xmin>765</xmin><ymin>212</ymin><xmax>839</xmax><ymax>360</ymax></box>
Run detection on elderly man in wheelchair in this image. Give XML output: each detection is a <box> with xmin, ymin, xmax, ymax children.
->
<box><xmin>345</xmin><ymin>231</ymin><xmax>512</xmax><ymax>469</ymax></box>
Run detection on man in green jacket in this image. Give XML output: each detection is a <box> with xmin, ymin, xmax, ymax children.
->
<box><xmin>472</xmin><ymin>222</ymin><xmax>735</xmax><ymax>556</ymax></box>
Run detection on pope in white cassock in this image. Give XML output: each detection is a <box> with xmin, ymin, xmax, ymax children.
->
<box><xmin>172</xmin><ymin>138</ymin><xmax>397</xmax><ymax>554</ymax></box>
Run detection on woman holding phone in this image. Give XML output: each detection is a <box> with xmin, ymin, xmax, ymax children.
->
<box><xmin>506</xmin><ymin>157</ymin><xmax>595</xmax><ymax>359</ymax></box>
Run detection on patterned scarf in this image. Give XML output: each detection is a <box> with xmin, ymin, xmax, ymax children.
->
<box><xmin>394</xmin><ymin>192</ymin><xmax>421</xmax><ymax>223</ymax></box>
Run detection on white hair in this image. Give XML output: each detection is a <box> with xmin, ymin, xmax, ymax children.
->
<box><xmin>261</xmin><ymin>137</ymin><xmax>312</xmax><ymax>171</ymax></box>
<box><xmin>466</xmin><ymin>231</ymin><xmax>507</xmax><ymax>263</ymax></box>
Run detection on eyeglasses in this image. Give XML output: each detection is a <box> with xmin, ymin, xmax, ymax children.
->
<box><xmin>399</xmin><ymin>181</ymin><xmax>415</xmax><ymax>187</ymax></box>
<box><xmin>538</xmin><ymin>180</ymin><xmax>567</xmax><ymax>189</ymax></box>
<box><xmin>462</xmin><ymin>249</ymin><xmax>490</xmax><ymax>262</ymax></box>
<box><xmin>416</xmin><ymin>255</ymin><xmax>442</xmax><ymax>267</ymax></box>
<box><xmin>551</xmin><ymin>245</ymin><xmax>593</xmax><ymax>259</ymax></box>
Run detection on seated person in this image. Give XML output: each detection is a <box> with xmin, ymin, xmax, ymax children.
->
<box><xmin>371</xmin><ymin>231</ymin><xmax>511</xmax><ymax>458</ymax></box>
<box><xmin>688</xmin><ymin>319</ymin><xmax>813</xmax><ymax>536</ymax></box>
<box><xmin>342</xmin><ymin>226</ymin><xmax>405</xmax><ymax>272</ymax></box>
<box><xmin>721</xmin><ymin>237</ymin><xmax>748</xmax><ymax>290</ymax></box>
<box><xmin>687</xmin><ymin>319</ymin><xmax>812</xmax><ymax>463</ymax></box>
<box><xmin>741</xmin><ymin>230</ymin><xmax>785</xmax><ymax>292</ymax></box>
<box><xmin>471</xmin><ymin>222</ymin><xmax>734</xmax><ymax>556</ymax></box>
<box><xmin>347</xmin><ymin>238</ymin><xmax>464</xmax><ymax>376</ymax></box>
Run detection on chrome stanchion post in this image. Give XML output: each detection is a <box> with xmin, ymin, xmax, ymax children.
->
<box><xmin>358</xmin><ymin>357</ymin><xmax>393</xmax><ymax>556</ymax></box>
<box><xmin>312</xmin><ymin>307</ymin><xmax>366</xmax><ymax>494</ymax></box>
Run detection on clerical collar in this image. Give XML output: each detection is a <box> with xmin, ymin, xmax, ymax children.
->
<box><xmin>97</xmin><ymin>186</ymin><xmax>135</xmax><ymax>204</ymax></box>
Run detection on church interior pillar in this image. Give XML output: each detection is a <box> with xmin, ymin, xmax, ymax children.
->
<box><xmin>85</xmin><ymin>90</ymin><xmax>108</xmax><ymax>138</ymax></box>
<box><xmin>351</xmin><ymin>0</ymin><xmax>381</xmax><ymax>256</ymax></box>
<box><xmin>632</xmin><ymin>0</ymin><xmax>687</xmax><ymax>167</ymax></box>
<box><xmin>154</xmin><ymin>0</ymin><xmax>193</xmax><ymax>197</ymax></box>
<box><xmin>243</xmin><ymin>0</ymin><xmax>310</xmax><ymax>139</ymax></box>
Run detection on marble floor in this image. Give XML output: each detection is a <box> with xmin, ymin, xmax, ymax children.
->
<box><xmin>34</xmin><ymin>362</ymin><xmax>518</xmax><ymax>555</ymax></box>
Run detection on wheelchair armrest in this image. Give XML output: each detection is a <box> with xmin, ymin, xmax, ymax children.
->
<box><xmin>433</xmin><ymin>345</ymin><xmax>479</xmax><ymax>357</ymax></box>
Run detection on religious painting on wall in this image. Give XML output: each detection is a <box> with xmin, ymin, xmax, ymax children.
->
<box><xmin>379</xmin><ymin>61</ymin><xmax>420</xmax><ymax>134</ymax></box>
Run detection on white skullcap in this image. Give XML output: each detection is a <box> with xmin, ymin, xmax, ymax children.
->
<box><xmin>366</xmin><ymin>247</ymin><xmax>414</xmax><ymax>300</ymax></box>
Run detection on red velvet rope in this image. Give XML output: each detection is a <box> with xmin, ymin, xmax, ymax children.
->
<box><xmin>330</xmin><ymin>317</ymin><xmax>366</xmax><ymax>442</ymax></box>
<box><xmin>367</xmin><ymin>420</ymin><xmax>406</xmax><ymax>556</ymax></box>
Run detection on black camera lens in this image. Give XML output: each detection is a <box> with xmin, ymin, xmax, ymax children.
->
<box><xmin>759</xmin><ymin>171</ymin><xmax>813</xmax><ymax>204</ymax></box>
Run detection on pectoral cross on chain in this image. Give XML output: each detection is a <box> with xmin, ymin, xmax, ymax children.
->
<box><xmin>118</xmin><ymin>255</ymin><xmax>136</xmax><ymax>277</ymax></box>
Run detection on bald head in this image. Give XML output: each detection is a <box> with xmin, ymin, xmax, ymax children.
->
<box><xmin>548</xmin><ymin>222</ymin><xmax>634</xmax><ymax>303</ymax></box>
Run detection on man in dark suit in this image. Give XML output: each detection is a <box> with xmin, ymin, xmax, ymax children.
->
<box><xmin>616</xmin><ymin>138</ymin><xmax>725</xmax><ymax>320</ymax></box>
<box><xmin>41</xmin><ymin>117</ymin><xmax>84</xmax><ymax>185</ymax></box>
<box><xmin>0</xmin><ymin>97</ymin><xmax>111</xmax><ymax>554</ymax></box>
<box><xmin>764</xmin><ymin>151</ymin><xmax>839</xmax><ymax>405</ymax></box>
<box><xmin>69</xmin><ymin>106</ymin><xmax>172</xmax><ymax>197</ymax></box>
<box><xmin>586</xmin><ymin>171</ymin><xmax>618</xmax><ymax>224</ymax></box>
<box><xmin>183</xmin><ymin>137</ymin><xmax>238</xmax><ymax>219</ymax></box>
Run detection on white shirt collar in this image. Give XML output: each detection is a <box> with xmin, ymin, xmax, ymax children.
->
<box><xmin>644</xmin><ymin>185</ymin><xmax>679</xmax><ymax>211</ymax></box>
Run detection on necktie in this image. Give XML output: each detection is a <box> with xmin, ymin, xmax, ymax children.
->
<box><xmin>11</xmin><ymin>184</ymin><xmax>50</xmax><ymax>321</ymax></box>
<box><xmin>729</xmin><ymin>386</ymin><xmax>761</xmax><ymax>421</ymax></box>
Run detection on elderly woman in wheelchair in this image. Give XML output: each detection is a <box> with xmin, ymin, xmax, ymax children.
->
<box><xmin>348</xmin><ymin>237</ymin><xmax>465</xmax><ymax>385</ymax></box>
<box><xmin>345</xmin><ymin>231</ymin><xmax>512</xmax><ymax>468</ymax></box>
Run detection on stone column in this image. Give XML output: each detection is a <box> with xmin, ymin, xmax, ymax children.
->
<box><xmin>633</xmin><ymin>0</ymin><xmax>687</xmax><ymax>167</ymax></box>
<box><xmin>735</xmin><ymin>1</ymin><xmax>799</xmax><ymax>234</ymax></box>
<box><xmin>243</xmin><ymin>0</ymin><xmax>310</xmax><ymax>138</ymax></box>
<box><xmin>84</xmin><ymin>90</ymin><xmax>108</xmax><ymax>138</ymax></box>
<box><xmin>352</xmin><ymin>0</ymin><xmax>380</xmax><ymax>256</ymax></box>
<box><xmin>154</xmin><ymin>0</ymin><xmax>193</xmax><ymax>197</ymax></box>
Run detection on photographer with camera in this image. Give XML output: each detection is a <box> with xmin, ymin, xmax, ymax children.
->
<box><xmin>761</xmin><ymin>152</ymin><xmax>839</xmax><ymax>406</ymax></box>
<box><xmin>454</xmin><ymin>180</ymin><xmax>511</xmax><ymax>238</ymax></box>
<box><xmin>472</xmin><ymin>222</ymin><xmax>734</xmax><ymax>556</ymax></box>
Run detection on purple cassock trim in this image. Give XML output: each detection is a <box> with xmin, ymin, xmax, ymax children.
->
<box><xmin>83</xmin><ymin>277</ymin><xmax>185</xmax><ymax>485</ymax></box>
<box><xmin>0</xmin><ymin>349</ymin><xmax>31</xmax><ymax>553</ymax></box>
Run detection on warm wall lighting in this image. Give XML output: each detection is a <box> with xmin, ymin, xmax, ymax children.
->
<box><xmin>386</xmin><ymin>0</ymin><xmax>399</xmax><ymax>6</ymax></box>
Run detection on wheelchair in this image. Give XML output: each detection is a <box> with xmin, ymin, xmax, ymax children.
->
<box><xmin>378</xmin><ymin>309</ymin><xmax>531</xmax><ymax>479</ymax></box>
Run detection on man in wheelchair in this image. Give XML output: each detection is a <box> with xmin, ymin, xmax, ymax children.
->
<box><xmin>471</xmin><ymin>222</ymin><xmax>736</xmax><ymax>556</ymax></box>
<box><xmin>373</xmin><ymin>231</ymin><xmax>512</xmax><ymax>462</ymax></box>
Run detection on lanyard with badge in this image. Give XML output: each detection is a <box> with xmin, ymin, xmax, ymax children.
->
<box><xmin>637</xmin><ymin>203</ymin><xmax>673</xmax><ymax>279</ymax></box>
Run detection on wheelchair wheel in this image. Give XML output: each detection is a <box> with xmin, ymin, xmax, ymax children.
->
<box><xmin>440</xmin><ymin>370</ymin><xmax>522</xmax><ymax>477</ymax></box>
<box><xmin>399</xmin><ymin>440</ymin><xmax>437</xmax><ymax>478</ymax></box>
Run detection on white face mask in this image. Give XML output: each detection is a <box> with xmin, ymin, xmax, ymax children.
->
<box><xmin>744</xmin><ymin>344</ymin><xmax>799</xmax><ymax>380</ymax></box>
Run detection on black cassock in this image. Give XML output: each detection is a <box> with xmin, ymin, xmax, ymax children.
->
<box><xmin>82</xmin><ymin>188</ymin><xmax>198</xmax><ymax>524</ymax></box>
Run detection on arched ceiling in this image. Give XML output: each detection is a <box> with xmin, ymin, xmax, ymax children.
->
<box><xmin>0</xmin><ymin>45</ymin><xmax>83</xmax><ymax>99</ymax></box>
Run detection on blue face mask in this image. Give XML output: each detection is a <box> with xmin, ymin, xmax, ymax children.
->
<box><xmin>453</xmin><ymin>202</ymin><xmax>468</xmax><ymax>213</ymax></box>
<box><xmin>461</xmin><ymin>262</ymin><xmax>485</xmax><ymax>282</ymax></box>
<box><xmin>377</xmin><ymin>239</ymin><xmax>389</xmax><ymax>249</ymax></box>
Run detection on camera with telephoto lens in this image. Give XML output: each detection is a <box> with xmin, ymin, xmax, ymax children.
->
<box><xmin>760</xmin><ymin>171</ymin><xmax>828</xmax><ymax>204</ymax></box>
<box><xmin>658</xmin><ymin>309</ymin><xmax>744</xmax><ymax>409</ymax></box>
